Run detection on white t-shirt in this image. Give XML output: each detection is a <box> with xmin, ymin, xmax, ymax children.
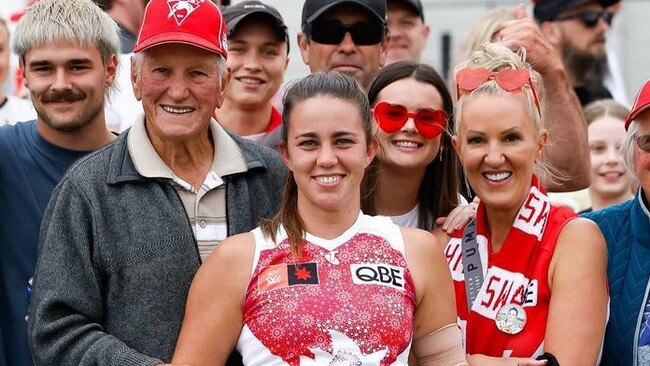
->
<box><xmin>0</xmin><ymin>96</ymin><xmax>36</xmax><ymax>126</ymax></box>
<box><xmin>389</xmin><ymin>194</ymin><xmax>469</xmax><ymax>228</ymax></box>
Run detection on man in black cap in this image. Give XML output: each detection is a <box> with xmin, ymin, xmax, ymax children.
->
<box><xmin>535</xmin><ymin>0</ymin><xmax>620</xmax><ymax>105</ymax></box>
<box><xmin>385</xmin><ymin>0</ymin><xmax>430</xmax><ymax>64</ymax></box>
<box><xmin>298</xmin><ymin>0</ymin><xmax>388</xmax><ymax>89</ymax></box>
<box><xmin>217</xmin><ymin>0</ymin><xmax>289</xmax><ymax>149</ymax></box>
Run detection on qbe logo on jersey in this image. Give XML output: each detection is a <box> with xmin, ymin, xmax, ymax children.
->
<box><xmin>350</xmin><ymin>264</ymin><xmax>405</xmax><ymax>291</ymax></box>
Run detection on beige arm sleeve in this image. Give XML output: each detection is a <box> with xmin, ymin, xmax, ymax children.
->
<box><xmin>412</xmin><ymin>324</ymin><xmax>469</xmax><ymax>366</ymax></box>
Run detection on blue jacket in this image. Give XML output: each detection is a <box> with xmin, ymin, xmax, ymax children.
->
<box><xmin>583</xmin><ymin>189</ymin><xmax>650</xmax><ymax>365</ymax></box>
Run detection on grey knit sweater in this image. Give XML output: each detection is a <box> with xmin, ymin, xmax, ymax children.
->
<box><xmin>28</xmin><ymin>130</ymin><xmax>286</xmax><ymax>365</ymax></box>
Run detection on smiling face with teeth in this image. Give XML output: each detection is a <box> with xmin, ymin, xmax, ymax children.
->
<box><xmin>374</xmin><ymin>77</ymin><xmax>443</xmax><ymax>172</ymax></box>
<box><xmin>224</xmin><ymin>19</ymin><xmax>288</xmax><ymax>112</ymax></box>
<box><xmin>587</xmin><ymin>115</ymin><xmax>634</xmax><ymax>206</ymax></box>
<box><xmin>453</xmin><ymin>92</ymin><xmax>547</xmax><ymax>215</ymax></box>
<box><xmin>280</xmin><ymin>94</ymin><xmax>376</xmax><ymax>214</ymax></box>
<box><xmin>132</xmin><ymin>43</ymin><xmax>230</xmax><ymax>143</ymax></box>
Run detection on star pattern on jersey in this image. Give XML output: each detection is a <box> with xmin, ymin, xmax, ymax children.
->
<box><xmin>295</xmin><ymin>267</ymin><xmax>312</xmax><ymax>281</ymax></box>
<box><xmin>244</xmin><ymin>233</ymin><xmax>416</xmax><ymax>366</ymax></box>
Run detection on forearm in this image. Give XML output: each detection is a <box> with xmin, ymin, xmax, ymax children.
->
<box><xmin>540</xmin><ymin>63</ymin><xmax>590</xmax><ymax>192</ymax></box>
<box><xmin>413</xmin><ymin>324</ymin><xmax>468</xmax><ymax>366</ymax></box>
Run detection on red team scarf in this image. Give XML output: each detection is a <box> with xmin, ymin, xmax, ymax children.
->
<box><xmin>473</xmin><ymin>174</ymin><xmax>551</xmax><ymax>256</ymax></box>
<box><xmin>447</xmin><ymin>174</ymin><xmax>574</xmax><ymax>357</ymax></box>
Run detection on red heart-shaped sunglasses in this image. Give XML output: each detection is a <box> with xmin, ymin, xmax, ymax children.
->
<box><xmin>455</xmin><ymin>68</ymin><xmax>541</xmax><ymax>117</ymax></box>
<box><xmin>373</xmin><ymin>102</ymin><xmax>448</xmax><ymax>139</ymax></box>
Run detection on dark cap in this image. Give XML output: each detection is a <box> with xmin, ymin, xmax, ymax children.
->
<box><xmin>533</xmin><ymin>0</ymin><xmax>621</xmax><ymax>22</ymax></box>
<box><xmin>301</xmin><ymin>0</ymin><xmax>387</xmax><ymax>32</ymax></box>
<box><xmin>222</xmin><ymin>1</ymin><xmax>289</xmax><ymax>52</ymax></box>
<box><xmin>389</xmin><ymin>0</ymin><xmax>424</xmax><ymax>21</ymax></box>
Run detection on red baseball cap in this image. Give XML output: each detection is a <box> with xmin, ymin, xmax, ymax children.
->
<box><xmin>133</xmin><ymin>0</ymin><xmax>228</xmax><ymax>59</ymax></box>
<box><xmin>626</xmin><ymin>79</ymin><xmax>650</xmax><ymax>130</ymax></box>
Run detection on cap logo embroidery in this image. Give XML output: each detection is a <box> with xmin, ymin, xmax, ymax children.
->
<box><xmin>221</xmin><ymin>33</ymin><xmax>228</xmax><ymax>52</ymax></box>
<box><xmin>167</xmin><ymin>0</ymin><xmax>204</xmax><ymax>25</ymax></box>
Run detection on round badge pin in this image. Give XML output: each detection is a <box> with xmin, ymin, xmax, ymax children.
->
<box><xmin>495</xmin><ymin>303</ymin><xmax>526</xmax><ymax>335</ymax></box>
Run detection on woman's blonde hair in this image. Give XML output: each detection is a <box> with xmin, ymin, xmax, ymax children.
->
<box><xmin>453</xmin><ymin>42</ymin><xmax>554</xmax><ymax>180</ymax></box>
<box><xmin>454</xmin><ymin>43</ymin><xmax>542</xmax><ymax>135</ymax></box>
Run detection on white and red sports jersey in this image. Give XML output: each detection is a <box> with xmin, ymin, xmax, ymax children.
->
<box><xmin>445</xmin><ymin>203</ymin><xmax>575</xmax><ymax>358</ymax></box>
<box><xmin>237</xmin><ymin>213</ymin><xmax>415</xmax><ymax>366</ymax></box>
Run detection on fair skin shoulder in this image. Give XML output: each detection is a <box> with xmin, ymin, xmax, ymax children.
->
<box><xmin>171</xmin><ymin>232</ymin><xmax>255</xmax><ymax>365</ymax></box>
<box><xmin>544</xmin><ymin>218</ymin><xmax>608</xmax><ymax>365</ymax></box>
<box><xmin>401</xmin><ymin>227</ymin><xmax>458</xmax><ymax>341</ymax></box>
<box><xmin>496</xmin><ymin>4</ymin><xmax>590</xmax><ymax>192</ymax></box>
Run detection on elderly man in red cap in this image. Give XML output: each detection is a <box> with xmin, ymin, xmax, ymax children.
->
<box><xmin>27</xmin><ymin>0</ymin><xmax>286</xmax><ymax>365</ymax></box>
<box><xmin>582</xmin><ymin>79</ymin><xmax>650</xmax><ymax>365</ymax></box>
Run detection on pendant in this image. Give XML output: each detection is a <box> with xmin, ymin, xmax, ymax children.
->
<box><xmin>495</xmin><ymin>303</ymin><xmax>526</xmax><ymax>335</ymax></box>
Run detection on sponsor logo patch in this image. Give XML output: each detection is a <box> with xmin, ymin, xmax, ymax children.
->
<box><xmin>166</xmin><ymin>0</ymin><xmax>204</xmax><ymax>25</ymax></box>
<box><xmin>350</xmin><ymin>263</ymin><xmax>405</xmax><ymax>290</ymax></box>
<box><xmin>258</xmin><ymin>262</ymin><xmax>319</xmax><ymax>293</ymax></box>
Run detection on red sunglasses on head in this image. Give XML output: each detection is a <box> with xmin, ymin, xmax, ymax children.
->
<box><xmin>455</xmin><ymin>68</ymin><xmax>541</xmax><ymax>117</ymax></box>
<box><xmin>373</xmin><ymin>102</ymin><xmax>448</xmax><ymax>139</ymax></box>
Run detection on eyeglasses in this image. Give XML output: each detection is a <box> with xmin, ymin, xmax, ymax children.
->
<box><xmin>455</xmin><ymin>68</ymin><xmax>541</xmax><ymax>117</ymax></box>
<box><xmin>635</xmin><ymin>134</ymin><xmax>650</xmax><ymax>152</ymax></box>
<box><xmin>556</xmin><ymin>10</ymin><xmax>614</xmax><ymax>28</ymax></box>
<box><xmin>309</xmin><ymin>20</ymin><xmax>385</xmax><ymax>46</ymax></box>
<box><xmin>373</xmin><ymin>102</ymin><xmax>448</xmax><ymax>139</ymax></box>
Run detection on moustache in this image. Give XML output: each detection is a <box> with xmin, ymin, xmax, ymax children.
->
<box><xmin>41</xmin><ymin>90</ymin><xmax>86</xmax><ymax>103</ymax></box>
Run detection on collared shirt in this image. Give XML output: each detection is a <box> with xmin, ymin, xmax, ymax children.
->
<box><xmin>127</xmin><ymin>115</ymin><xmax>248</xmax><ymax>261</ymax></box>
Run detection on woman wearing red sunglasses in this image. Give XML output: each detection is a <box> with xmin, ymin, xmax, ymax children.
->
<box><xmin>362</xmin><ymin>61</ymin><xmax>472</xmax><ymax>234</ymax></box>
<box><xmin>445</xmin><ymin>43</ymin><xmax>608</xmax><ymax>366</ymax></box>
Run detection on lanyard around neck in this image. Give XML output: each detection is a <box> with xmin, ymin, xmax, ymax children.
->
<box><xmin>461</xmin><ymin>218</ymin><xmax>484</xmax><ymax>310</ymax></box>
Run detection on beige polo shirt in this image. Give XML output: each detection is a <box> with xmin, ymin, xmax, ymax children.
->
<box><xmin>127</xmin><ymin>115</ymin><xmax>248</xmax><ymax>261</ymax></box>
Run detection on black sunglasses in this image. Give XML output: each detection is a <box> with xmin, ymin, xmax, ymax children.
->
<box><xmin>635</xmin><ymin>134</ymin><xmax>650</xmax><ymax>152</ymax></box>
<box><xmin>556</xmin><ymin>10</ymin><xmax>614</xmax><ymax>28</ymax></box>
<box><xmin>308</xmin><ymin>20</ymin><xmax>385</xmax><ymax>46</ymax></box>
